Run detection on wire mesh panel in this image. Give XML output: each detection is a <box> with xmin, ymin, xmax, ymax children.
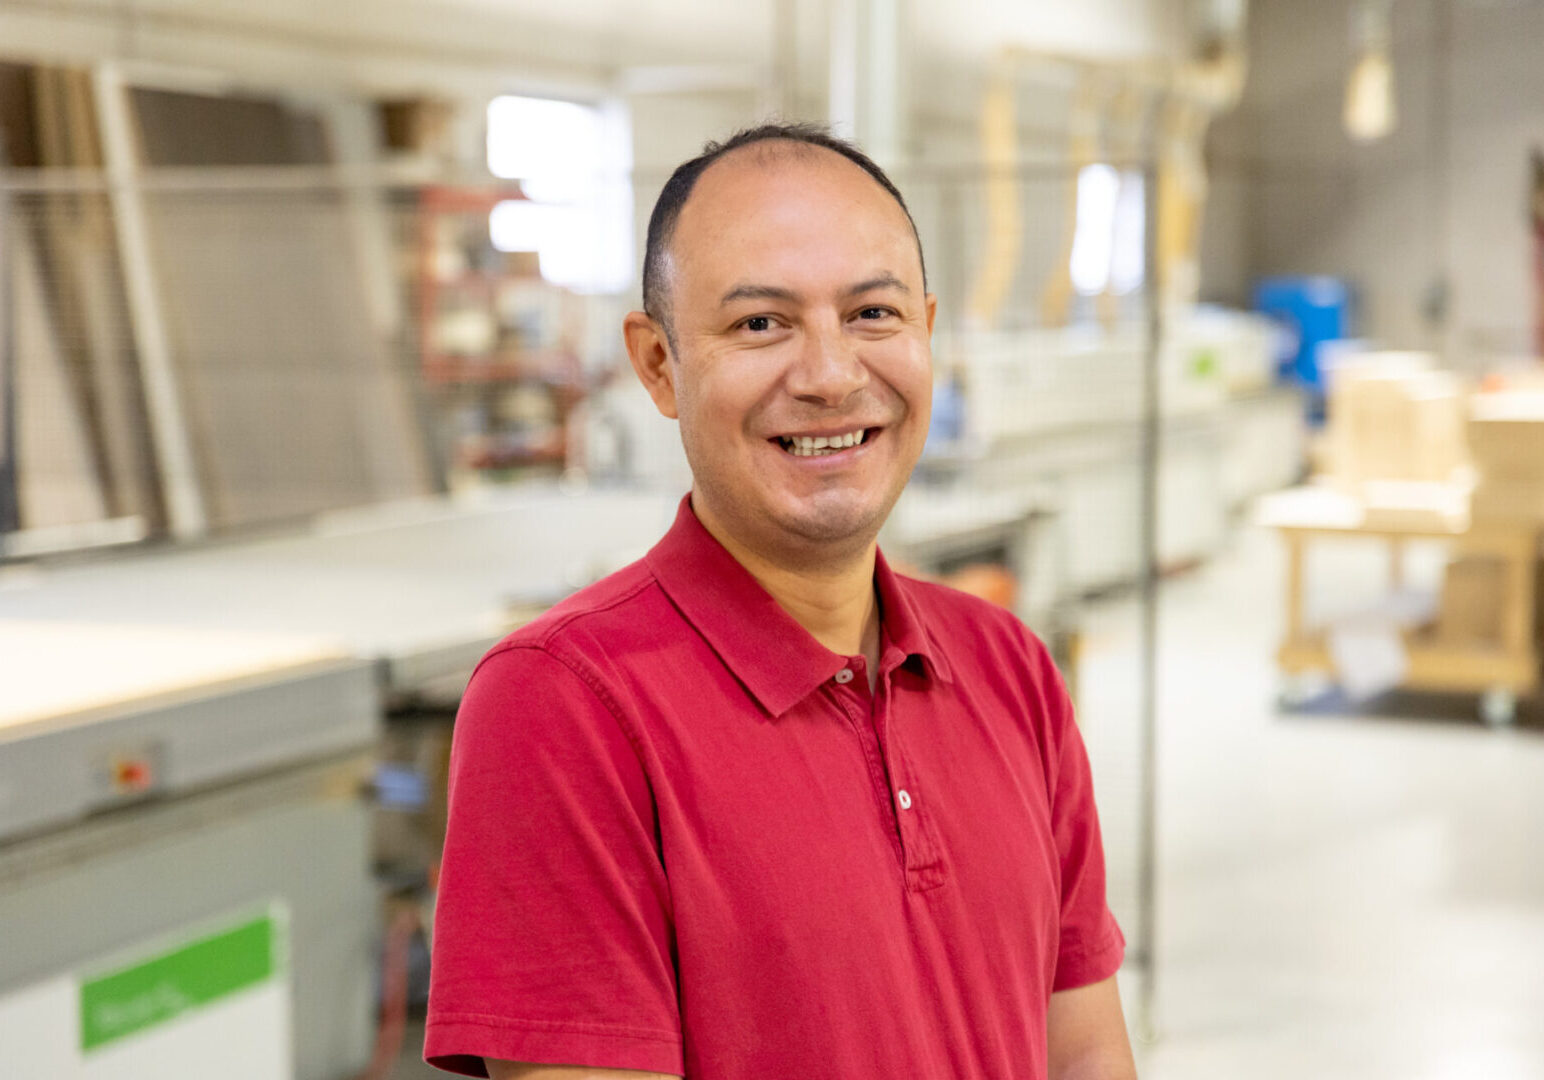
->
<box><xmin>4</xmin><ymin>187</ymin><xmax>160</xmax><ymax>538</ymax></box>
<box><xmin>143</xmin><ymin>183</ymin><xmax>434</xmax><ymax>528</ymax></box>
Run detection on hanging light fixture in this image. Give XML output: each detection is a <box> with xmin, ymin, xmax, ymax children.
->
<box><xmin>1344</xmin><ymin>0</ymin><xmax>1397</xmax><ymax>141</ymax></box>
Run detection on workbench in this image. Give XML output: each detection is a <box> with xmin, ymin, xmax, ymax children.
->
<box><xmin>1258</xmin><ymin>486</ymin><xmax>1541</xmax><ymax>723</ymax></box>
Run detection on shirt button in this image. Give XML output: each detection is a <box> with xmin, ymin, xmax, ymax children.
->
<box><xmin>834</xmin><ymin>668</ymin><xmax>854</xmax><ymax>685</ymax></box>
<box><xmin>897</xmin><ymin>789</ymin><xmax>913</xmax><ymax>810</ymax></box>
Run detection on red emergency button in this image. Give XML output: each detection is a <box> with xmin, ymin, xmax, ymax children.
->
<box><xmin>113</xmin><ymin>758</ymin><xmax>154</xmax><ymax>793</ymax></box>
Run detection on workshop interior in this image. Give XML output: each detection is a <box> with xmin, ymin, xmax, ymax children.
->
<box><xmin>2</xmin><ymin>0</ymin><xmax>1543</xmax><ymax>1077</ymax></box>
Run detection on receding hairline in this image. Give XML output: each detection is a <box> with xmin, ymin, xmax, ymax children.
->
<box><xmin>653</xmin><ymin>139</ymin><xmax>925</xmax><ymax>296</ymax></box>
<box><xmin>676</xmin><ymin>135</ymin><xmax>907</xmax><ymax>225</ymax></box>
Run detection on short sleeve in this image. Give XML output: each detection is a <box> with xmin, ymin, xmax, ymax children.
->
<box><xmin>1032</xmin><ymin>637</ymin><xmax>1127</xmax><ymax>992</ymax></box>
<box><xmin>425</xmin><ymin>645</ymin><xmax>683</xmax><ymax>1077</ymax></box>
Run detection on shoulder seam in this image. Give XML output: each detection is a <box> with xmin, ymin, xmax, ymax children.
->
<box><xmin>473</xmin><ymin>641</ymin><xmax>654</xmax><ymax>776</ymax></box>
<box><xmin>517</xmin><ymin>573</ymin><xmax>659</xmax><ymax>651</ymax></box>
<box><xmin>467</xmin><ymin>569</ymin><xmax>662</xmax><ymax>766</ymax></box>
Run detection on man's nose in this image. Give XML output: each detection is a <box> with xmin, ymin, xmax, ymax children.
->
<box><xmin>785</xmin><ymin>317</ymin><xmax>869</xmax><ymax>407</ymax></box>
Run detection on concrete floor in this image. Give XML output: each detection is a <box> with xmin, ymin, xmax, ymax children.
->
<box><xmin>1108</xmin><ymin>524</ymin><xmax>1544</xmax><ymax>1080</ymax></box>
<box><xmin>399</xmin><ymin>521</ymin><xmax>1544</xmax><ymax>1078</ymax></box>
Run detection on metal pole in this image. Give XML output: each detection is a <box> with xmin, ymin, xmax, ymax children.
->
<box><xmin>864</xmin><ymin>0</ymin><xmax>903</xmax><ymax>168</ymax></box>
<box><xmin>770</xmin><ymin>0</ymin><xmax>800</xmax><ymax>118</ymax></box>
<box><xmin>1428</xmin><ymin>0</ymin><xmax>1453</xmax><ymax>361</ymax></box>
<box><xmin>0</xmin><ymin>150</ymin><xmax>18</xmax><ymax>540</ymax></box>
<box><xmin>827</xmin><ymin>0</ymin><xmax>859</xmax><ymax>140</ymax></box>
<box><xmin>1134</xmin><ymin>157</ymin><xmax>1164</xmax><ymax>1044</ymax></box>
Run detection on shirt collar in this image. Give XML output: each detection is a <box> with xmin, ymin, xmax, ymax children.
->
<box><xmin>645</xmin><ymin>495</ymin><xmax>953</xmax><ymax>719</ymax></box>
<box><xmin>873</xmin><ymin>545</ymin><xmax>955</xmax><ymax>688</ymax></box>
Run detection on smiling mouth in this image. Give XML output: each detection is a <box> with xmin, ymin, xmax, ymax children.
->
<box><xmin>774</xmin><ymin>428</ymin><xmax>875</xmax><ymax>457</ymax></box>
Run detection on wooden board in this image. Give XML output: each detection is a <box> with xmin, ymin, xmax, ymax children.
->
<box><xmin>1278</xmin><ymin>633</ymin><xmax>1538</xmax><ymax>694</ymax></box>
<box><xmin>0</xmin><ymin>621</ymin><xmax>346</xmax><ymax>734</ymax></box>
<box><xmin>1256</xmin><ymin>484</ymin><xmax>1472</xmax><ymax>538</ymax></box>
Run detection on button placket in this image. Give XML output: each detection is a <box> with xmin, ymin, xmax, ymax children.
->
<box><xmin>874</xmin><ymin>677</ymin><xmax>946</xmax><ymax>890</ymax></box>
<box><xmin>830</xmin><ymin>656</ymin><xmax>943</xmax><ymax>891</ymax></box>
<box><xmin>832</xmin><ymin>692</ymin><xmax>906</xmax><ymax>872</ymax></box>
<box><xmin>873</xmin><ymin>692</ymin><xmax>918</xmax><ymax>867</ymax></box>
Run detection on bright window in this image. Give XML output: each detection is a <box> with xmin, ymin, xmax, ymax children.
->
<box><xmin>1070</xmin><ymin>163</ymin><xmax>1146</xmax><ymax>298</ymax></box>
<box><xmin>486</xmin><ymin>95</ymin><xmax>632</xmax><ymax>293</ymax></box>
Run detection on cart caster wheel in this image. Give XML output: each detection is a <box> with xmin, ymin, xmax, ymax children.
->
<box><xmin>1480</xmin><ymin>688</ymin><xmax>1518</xmax><ymax>727</ymax></box>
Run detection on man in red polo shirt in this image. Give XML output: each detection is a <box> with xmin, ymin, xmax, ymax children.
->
<box><xmin>426</xmin><ymin>123</ymin><xmax>1135</xmax><ymax>1080</ymax></box>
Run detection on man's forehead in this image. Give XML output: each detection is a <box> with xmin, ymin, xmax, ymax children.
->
<box><xmin>669</xmin><ymin>143</ymin><xmax>922</xmax><ymax>279</ymax></box>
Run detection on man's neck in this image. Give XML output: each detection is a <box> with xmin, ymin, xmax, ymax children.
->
<box><xmin>693</xmin><ymin>497</ymin><xmax>882</xmax><ymax>678</ymax></box>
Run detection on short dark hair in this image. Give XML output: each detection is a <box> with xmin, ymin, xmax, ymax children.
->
<box><xmin>641</xmin><ymin>122</ymin><xmax>927</xmax><ymax>341</ymax></box>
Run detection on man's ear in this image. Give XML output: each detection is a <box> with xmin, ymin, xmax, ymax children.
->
<box><xmin>623</xmin><ymin>310</ymin><xmax>678</xmax><ymax>419</ymax></box>
<box><xmin>925</xmin><ymin>292</ymin><xmax>938</xmax><ymax>336</ymax></box>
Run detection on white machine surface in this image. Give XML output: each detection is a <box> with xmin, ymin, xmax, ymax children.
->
<box><xmin>1</xmin><ymin>487</ymin><xmax>682</xmax><ymax>697</ymax></box>
<box><xmin>0</xmin><ymin>621</ymin><xmax>375</xmax><ymax>843</ymax></box>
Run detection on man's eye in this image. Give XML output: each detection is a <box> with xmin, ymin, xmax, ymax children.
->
<box><xmin>858</xmin><ymin>307</ymin><xmax>892</xmax><ymax>320</ymax></box>
<box><xmin>743</xmin><ymin>316</ymin><xmax>773</xmax><ymax>332</ymax></box>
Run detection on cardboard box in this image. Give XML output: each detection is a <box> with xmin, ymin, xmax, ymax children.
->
<box><xmin>378</xmin><ymin>98</ymin><xmax>453</xmax><ymax>154</ymax></box>
<box><xmin>1436</xmin><ymin>555</ymin><xmax>1505</xmax><ymax>645</ymax></box>
<box><xmin>1468</xmin><ymin>392</ymin><xmax>1544</xmax><ymax>482</ymax></box>
<box><xmin>1328</xmin><ymin>360</ymin><xmax>1470</xmax><ymax>488</ymax></box>
<box><xmin>1470</xmin><ymin>478</ymin><xmax>1544</xmax><ymax>523</ymax></box>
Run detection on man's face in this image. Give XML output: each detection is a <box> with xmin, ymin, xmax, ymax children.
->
<box><xmin>639</xmin><ymin>145</ymin><xmax>936</xmax><ymax>562</ymax></box>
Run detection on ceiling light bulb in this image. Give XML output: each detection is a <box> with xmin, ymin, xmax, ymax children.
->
<box><xmin>1345</xmin><ymin>47</ymin><xmax>1396</xmax><ymax>141</ymax></box>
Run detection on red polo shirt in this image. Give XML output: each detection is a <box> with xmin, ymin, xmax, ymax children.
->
<box><xmin>426</xmin><ymin>496</ymin><xmax>1124</xmax><ymax>1078</ymax></box>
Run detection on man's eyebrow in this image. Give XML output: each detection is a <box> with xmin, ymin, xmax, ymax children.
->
<box><xmin>845</xmin><ymin>273</ymin><xmax>911</xmax><ymax>297</ymax></box>
<box><xmin>719</xmin><ymin>274</ymin><xmax>911</xmax><ymax>307</ymax></box>
<box><xmin>720</xmin><ymin>283</ymin><xmax>802</xmax><ymax>306</ymax></box>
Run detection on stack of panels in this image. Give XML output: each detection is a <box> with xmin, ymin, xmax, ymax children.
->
<box><xmin>1469</xmin><ymin>393</ymin><xmax>1544</xmax><ymax>522</ymax></box>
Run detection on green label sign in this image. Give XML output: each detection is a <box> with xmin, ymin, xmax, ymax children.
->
<box><xmin>80</xmin><ymin>912</ymin><xmax>278</xmax><ymax>1052</ymax></box>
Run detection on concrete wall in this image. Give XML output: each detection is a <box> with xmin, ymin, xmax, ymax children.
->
<box><xmin>1203</xmin><ymin>0</ymin><xmax>1544</xmax><ymax>362</ymax></box>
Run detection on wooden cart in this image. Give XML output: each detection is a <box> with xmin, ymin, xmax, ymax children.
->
<box><xmin>1259</xmin><ymin>486</ymin><xmax>1541</xmax><ymax>723</ymax></box>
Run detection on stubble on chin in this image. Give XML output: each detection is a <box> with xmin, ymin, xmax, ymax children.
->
<box><xmin>771</xmin><ymin>490</ymin><xmax>887</xmax><ymax>546</ymax></box>
<box><xmin>708</xmin><ymin>474</ymin><xmax>903</xmax><ymax>571</ymax></box>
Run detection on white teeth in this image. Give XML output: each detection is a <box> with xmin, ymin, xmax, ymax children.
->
<box><xmin>778</xmin><ymin>429</ymin><xmax>868</xmax><ymax>456</ymax></box>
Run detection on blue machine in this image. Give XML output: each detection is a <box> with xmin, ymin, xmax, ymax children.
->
<box><xmin>1253</xmin><ymin>276</ymin><xmax>1352</xmax><ymax>418</ymax></box>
